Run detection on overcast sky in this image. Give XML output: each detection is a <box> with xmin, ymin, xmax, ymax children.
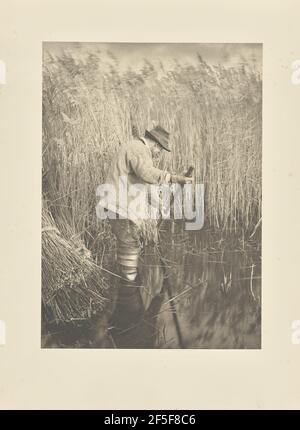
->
<box><xmin>44</xmin><ymin>42</ymin><xmax>262</xmax><ymax>72</ymax></box>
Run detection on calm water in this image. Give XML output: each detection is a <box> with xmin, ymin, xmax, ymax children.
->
<box><xmin>42</xmin><ymin>222</ymin><xmax>261</xmax><ymax>349</ymax></box>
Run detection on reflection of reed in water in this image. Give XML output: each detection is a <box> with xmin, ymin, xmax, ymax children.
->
<box><xmin>43</xmin><ymin>224</ymin><xmax>261</xmax><ymax>349</ymax></box>
<box><xmin>158</xmin><ymin>241</ymin><xmax>261</xmax><ymax>349</ymax></box>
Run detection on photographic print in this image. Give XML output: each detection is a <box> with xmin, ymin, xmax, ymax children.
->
<box><xmin>42</xmin><ymin>42</ymin><xmax>262</xmax><ymax>349</ymax></box>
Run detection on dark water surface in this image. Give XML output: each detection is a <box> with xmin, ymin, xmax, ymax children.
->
<box><xmin>42</xmin><ymin>223</ymin><xmax>261</xmax><ymax>349</ymax></box>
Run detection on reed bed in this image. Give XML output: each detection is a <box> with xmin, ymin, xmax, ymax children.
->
<box><xmin>42</xmin><ymin>45</ymin><xmax>262</xmax><ymax>322</ymax></box>
<box><xmin>43</xmin><ymin>47</ymin><xmax>261</xmax><ymax>238</ymax></box>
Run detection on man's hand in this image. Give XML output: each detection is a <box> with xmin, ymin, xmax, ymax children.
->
<box><xmin>171</xmin><ymin>174</ymin><xmax>194</xmax><ymax>184</ymax></box>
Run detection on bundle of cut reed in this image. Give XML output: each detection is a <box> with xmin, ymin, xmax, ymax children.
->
<box><xmin>42</xmin><ymin>209</ymin><xmax>108</xmax><ymax>323</ymax></box>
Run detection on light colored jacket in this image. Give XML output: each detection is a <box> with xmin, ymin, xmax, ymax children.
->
<box><xmin>97</xmin><ymin>137</ymin><xmax>171</xmax><ymax>226</ymax></box>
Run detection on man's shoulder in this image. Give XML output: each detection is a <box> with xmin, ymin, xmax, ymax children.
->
<box><xmin>126</xmin><ymin>137</ymin><xmax>149</xmax><ymax>156</ymax></box>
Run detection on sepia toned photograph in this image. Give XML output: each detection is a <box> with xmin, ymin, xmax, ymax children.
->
<box><xmin>42</xmin><ymin>42</ymin><xmax>262</xmax><ymax>349</ymax></box>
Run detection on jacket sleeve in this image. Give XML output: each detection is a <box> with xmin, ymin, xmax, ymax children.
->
<box><xmin>128</xmin><ymin>145</ymin><xmax>171</xmax><ymax>184</ymax></box>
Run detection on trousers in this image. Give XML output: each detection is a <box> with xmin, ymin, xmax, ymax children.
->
<box><xmin>109</xmin><ymin>216</ymin><xmax>142</xmax><ymax>283</ymax></box>
<box><xmin>108</xmin><ymin>216</ymin><xmax>145</xmax><ymax>326</ymax></box>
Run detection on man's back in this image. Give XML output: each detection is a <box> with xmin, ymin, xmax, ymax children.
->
<box><xmin>105</xmin><ymin>137</ymin><xmax>153</xmax><ymax>189</ymax></box>
<box><xmin>101</xmin><ymin>137</ymin><xmax>170</xmax><ymax>222</ymax></box>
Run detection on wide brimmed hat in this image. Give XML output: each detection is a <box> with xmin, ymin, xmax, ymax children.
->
<box><xmin>145</xmin><ymin>125</ymin><xmax>171</xmax><ymax>152</ymax></box>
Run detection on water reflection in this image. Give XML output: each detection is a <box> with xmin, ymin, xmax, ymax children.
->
<box><xmin>42</xmin><ymin>222</ymin><xmax>261</xmax><ymax>349</ymax></box>
<box><xmin>105</xmin><ymin>222</ymin><xmax>261</xmax><ymax>349</ymax></box>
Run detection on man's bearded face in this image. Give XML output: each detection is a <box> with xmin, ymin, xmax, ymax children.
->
<box><xmin>151</xmin><ymin>142</ymin><xmax>163</xmax><ymax>160</ymax></box>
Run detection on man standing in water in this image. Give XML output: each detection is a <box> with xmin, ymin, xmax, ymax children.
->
<box><xmin>98</xmin><ymin>125</ymin><xmax>192</xmax><ymax>325</ymax></box>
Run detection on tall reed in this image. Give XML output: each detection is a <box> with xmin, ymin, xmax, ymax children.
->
<box><xmin>42</xmin><ymin>47</ymin><xmax>262</xmax><ymax>248</ymax></box>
